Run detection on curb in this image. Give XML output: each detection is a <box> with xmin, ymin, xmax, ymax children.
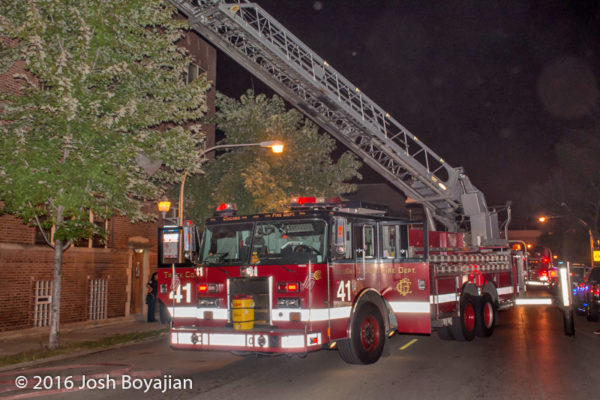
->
<box><xmin>0</xmin><ymin>330</ymin><xmax>168</xmax><ymax>373</ymax></box>
<box><xmin>0</xmin><ymin>316</ymin><xmax>139</xmax><ymax>341</ymax></box>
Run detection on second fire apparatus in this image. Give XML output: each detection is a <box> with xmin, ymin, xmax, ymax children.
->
<box><xmin>157</xmin><ymin>0</ymin><xmax>522</xmax><ymax>364</ymax></box>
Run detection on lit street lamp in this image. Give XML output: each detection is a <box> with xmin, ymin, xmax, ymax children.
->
<box><xmin>177</xmin><ymin>140</ymin><xmax>284</xmax><ymax>225</ymax></box>
<box><xmin>157</xmin><ymin>196</ymin><xmax>172</xmax><ymax>220</ymax></box>
<box><xmin>538</xmin><ymin>205</ymin><xmax>595</xmax><ymax>267</ymax></box>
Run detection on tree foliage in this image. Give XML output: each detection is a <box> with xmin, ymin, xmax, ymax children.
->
<box><xmin>0</xmin><ymin>0</ymin><xmax>209</xmax><ymax>240</ymax></box>
<box><xmin>529</xmin><ymin>125</ymin><xmax>600</xmax><ymax>262</ymax></box>
<box><xmin>0</xmin><ymin>0</ymin><xmax>210</xmax><ymax>349</ymax></box>
<box><xmin>186</xmin><ymin>90</ymin><xmax>362</xmax><ymax>223</ymax></box>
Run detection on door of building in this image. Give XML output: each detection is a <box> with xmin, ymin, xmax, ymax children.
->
<box><xmin>130</xmin><ymin>251</ymin><xmax>145</xmax><ymax>314</ymax></box>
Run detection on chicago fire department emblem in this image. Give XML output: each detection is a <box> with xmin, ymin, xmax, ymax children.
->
<box><xmin>396</xmin><ymin>278</ymin><xmax>412</xmax><ymax>296</ymax></box>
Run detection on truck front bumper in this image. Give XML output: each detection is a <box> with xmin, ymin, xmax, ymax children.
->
<box><xmin>170</xmin><ymin>327</ymin><xmax>324</xmax><ymax>353</ymax></box>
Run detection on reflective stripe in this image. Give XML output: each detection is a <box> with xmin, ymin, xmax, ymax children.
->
<box><xmin>170</xmin><ymin>331</ymin><xmax>320</xmax><ymax>349</ymax></box>
<box><xmin>526</xmin><ymin>281</ymin><xmax>548</xmax><ymax>286</ymax></box>
<box><xmin>199</xmin><ymin>308</ymin><xmax>228</xmax><ymax>320</ymax></box>
<box><xmin>328</xmin><ymin>306</ymin><xmax>352</xmax><ymax>320</ymax></box>
<box><xmin>169</xmin><ymin>306</ymin><xmax>351</xmax><ymax>322</ymax></box>
<box><xmin>281</xmin><ymin>335</ymin><xmax>305</xmax><ymax>348</ymax></box>
<box><xmin>429</xmin><ymin>293</ymin><xmax>458</xmax><ymax>304</ymax></box>
<box><xmin>272</xmin><ymin>309</ymin><xmax>307</xmax><ymax>322</ymax></box>
<box><xmin>167</xmin><ymin>306</ymin><xmax>228</xmax><ymax>320</ymax></box>
<box><xmin>167</xmin><ymin>307</ymin><xmax>197</xmax><ymax>319</ymax></box>
<box><xmin>389</xmin><ymin>301</ymin><xmax>430</xmax><ymax>313</ymax></box>
<box><xmin>271</xmin><ymin>307</ymin><xmax>351</xmax><ymax>322</ymax></box>
<box><xmin>515</xmin><ymin>298</ymin><xmax>553</xmax><ymax>305</ymax></box>
<box><xmin>497</xmin><ymin>286</ymin><xmax>514</xmax><ymax>295</ymax></box>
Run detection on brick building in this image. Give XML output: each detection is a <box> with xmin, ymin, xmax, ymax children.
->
<box><xmin>0</xmin><ymin>23</ymin><xmax>216</xmax><ymax>333</ymax></box>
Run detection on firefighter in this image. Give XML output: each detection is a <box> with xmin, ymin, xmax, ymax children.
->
<box><xmin>146</xmin><ymin>272</ymin><xmax>158</xmax><ymax>322</ymax></box>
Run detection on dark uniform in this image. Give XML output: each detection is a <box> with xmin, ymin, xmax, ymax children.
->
<box><xmin>146</xmin><ymin>272</ymin><xmax>158</xmax><ymax>322</ymax></box>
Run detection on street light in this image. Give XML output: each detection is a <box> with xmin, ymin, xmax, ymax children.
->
<box><xmin>177</xmin><ymin>140</ymin><xmax>285</xmax><ymax>225</ymax></box>
<box><xmin>538</xmin><ymin>206</ymin><xmax>595</xmax><ymax>267</ymax></box>
<box><xmin>561</xmin><ymin>202</ymin><xmax>595</xmax><ymax>267</ymax></box>
<box><xmin>157</xmin><ymin>196</ymin><xmax>171</xmax><ymax>220</ymax></box>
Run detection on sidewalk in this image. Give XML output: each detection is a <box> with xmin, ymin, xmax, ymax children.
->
<box><xmin>0</xmin><ymin>316</ymin><xmax>168</xmax><ymax>369</ymax></box>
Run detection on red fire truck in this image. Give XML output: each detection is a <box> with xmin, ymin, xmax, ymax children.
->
<box><xmin>158</xmin><ymin>0</ymin><xmax>521</xmax><ymax>363</ymax></box>
<box><xmin>158</xmin><ymin>197</ymin><xmax>516</xmax><ymax>364</ymax></box>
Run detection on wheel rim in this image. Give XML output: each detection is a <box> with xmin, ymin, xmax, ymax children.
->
<box><xmin>360</xmin><ymin>315</ymin><xmax>380</xmax><ymax>351</ymax></box>
<box><xmin>483</xmin><ymin>301</ymin><xmax>493</xmax><ymax>328</ymax></box>
<box><xmin>464</xmin><ymin>303</ymin><xmax>475</xmax><ymax>332</ymax></box>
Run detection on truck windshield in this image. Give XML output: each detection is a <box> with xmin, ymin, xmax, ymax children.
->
<box><xmin>200</xmin><ymin>223</ymin><xmax>253</xmax><ymax>266</ymax></box>
<box><xmin>251</xmin><ymin>220</ymin><xmax>326</xmax><ymax>265</ymax></box>
<box><xmin>200</xmin><ymin>220</ymin><xmax>327</xmax><ymax>266</ymax></box>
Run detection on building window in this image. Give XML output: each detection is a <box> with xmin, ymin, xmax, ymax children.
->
<box><xmin>76</xmin><ymin>210</ymin><xmax>109</xmax><ymax>248</ymax></box>
<box><xmin>186</xmin><ymin>62</ymin><xmax>205</xmax><ymax>84</ymax></box>
<box><xmin>34</xmin><ymin>217</ymin><xmax>54</xmax><ymax>246</ymax></box>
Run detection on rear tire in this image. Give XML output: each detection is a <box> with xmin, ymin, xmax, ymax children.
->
<box><xmin>476</xmin><ymin>293</ymin><xmax>496</xmax><ymax>337</ymax></box>
<box><xmin>338</xmin><ymin>303</ymin><xmax>385</xmax><ymax>364</ymax></box>
<box><xmin>451</xmin><ymin>294</ymin><xmax>477</xmax><ymax>342</ymax></box>
<box><xmin>436</xmin><ymin>326</ymin><xmax>453</xmax><ymax>340</ymax></box>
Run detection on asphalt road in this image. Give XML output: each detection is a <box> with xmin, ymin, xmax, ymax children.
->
<box><xmin>2</xmin><ymin>290</ymin><xmax>599</xmax><ymax>400</ymax></box>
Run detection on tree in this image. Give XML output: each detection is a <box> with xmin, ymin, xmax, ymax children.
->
<box><xmin>0</xmin><ymin>0</ymin><xmax>209</xmax><ymax>348</ymax></box>
<box><xmin>186</xmin><ymin>90</ymin><xmax>361</xmax><ymax>223</ymax></box>
<box><xmin>530</xmin><ymin>125</ymin><xmax>600</xmax><ymax>262</ymax></box>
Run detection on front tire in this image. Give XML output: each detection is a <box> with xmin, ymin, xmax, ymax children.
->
<box><xmin>338</xmin><ymin>303</ymin><xmax>385</xmax><ymax>364</ymax></box>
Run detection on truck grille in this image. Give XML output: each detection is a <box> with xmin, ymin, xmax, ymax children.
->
<box><xmin>228</xmin><ymin>277</ymin><xmax>272</xmax><ymax>327</ymax></box>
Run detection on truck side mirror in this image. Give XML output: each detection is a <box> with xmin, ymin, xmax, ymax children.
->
<box><xmin>333</xmin><ymin>217</ymin><xmax>346</xmax><ymax>255</ymax></box>
<box><xmin>160</xmin><ymin>226</ymin><xmax>183</xmax><ymax>265</ymax></box>
<box><xmin>183</xmin><ymin>221</ymin><xmax>200</xmax><ymax>262</ymax></box>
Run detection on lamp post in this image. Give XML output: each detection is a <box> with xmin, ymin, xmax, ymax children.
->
<box><xmin>538</xmin><ymin>206</ymin><xmax>595</xmax><ymax>267</ymax></box>
<box><xmin>177</xmin><ymin>140</ymin><xmax>284</xmax><ymax>225</ymax></box>
<box><xmin>560</xmin><ymin>202</ymin><xmax>595</xmax><ymax>267</ymax></box>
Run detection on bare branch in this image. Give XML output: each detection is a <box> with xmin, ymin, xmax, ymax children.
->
<box><xmin>28</xmin><ymin>201</ymin><xmax>54</xmax><ymax>249</ymax></box>
<box><xmin>62</xmin><ymin>239</ymin><xmax>73</xmax><ymax>251</ymax></box>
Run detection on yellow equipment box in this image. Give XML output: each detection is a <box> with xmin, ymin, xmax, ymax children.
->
<box><xmin>232</xmin><ymin>295</ymin><xmax>255</xmax><ymax>330</ymax></box>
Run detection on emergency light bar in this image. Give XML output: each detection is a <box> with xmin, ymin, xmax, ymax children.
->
<box><xmin>214</xmin><ymin>203</ymin><xmax>237</xmax><ymax>216</ymax></box>
<box><xmin>290</xmin><ymin>196</ymin><xmax>341</xmax><ymax>208</ymax></box>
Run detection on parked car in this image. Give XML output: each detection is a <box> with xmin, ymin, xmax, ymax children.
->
<box><xmin>571</xmin><ymin>264</ymin><xmax>592</xmax><ymax>287</ymax></box>
<box><xmin>573</xmin><ymin>267</ymin><xmax>600</xmax><ymax>320</ymax></box>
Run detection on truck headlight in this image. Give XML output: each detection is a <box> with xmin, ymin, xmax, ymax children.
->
<box><xmin>198</xmin><ymin>298</ymin><xmax>219</xmax><ymax>307</ymax></box>
<box><xmin>277</xmin><ymin>297</ymin><xmax>300</xmax><ymax>308</ymax></box>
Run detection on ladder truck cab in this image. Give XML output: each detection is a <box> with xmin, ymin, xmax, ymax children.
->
<box><xmin>526</xmin><ymin>246</ymin><xmax>556</xmax><ymax>290</ymax></box>
<box><xmin>158</xmin><ymin>197</ymin><xmax>517</xmax><ymax>364</ymax></box>
<box><xmin>160</xmin><ymin>0</ymin><xmax>520</xmax><ymax>364</ymax></box>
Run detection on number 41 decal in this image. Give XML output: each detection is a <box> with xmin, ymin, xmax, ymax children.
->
<box><xmin>336</xmin><ymin>280</ymin><xmax>352</xmax><ymax>302</ymax></box>
<box><xmin>169</xmin><ymin>282</ymin><xmax>191</xmax><ymax>303</ymax></box>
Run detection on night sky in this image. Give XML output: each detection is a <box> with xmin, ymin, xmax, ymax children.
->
<box><xmin>215</xmin><ymin>0</ymin><xmax>600</xmax><ymax>218</ymax></box>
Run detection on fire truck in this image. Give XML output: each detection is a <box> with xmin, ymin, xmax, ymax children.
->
<box><xmin>525</xmin><ymin>246</ymin><xmax>557</xmax><ymax>290</ymax></box>
<box><xmin>157</xmin><ymin>0</ymin><xmax>521</xmax><ymax>364</ymax></box>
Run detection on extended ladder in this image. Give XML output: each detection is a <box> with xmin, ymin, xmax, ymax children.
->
<box><xmin>170</xmin><ymin>0</ymin><xmax>503</xmax><ymax>246</ymax></box>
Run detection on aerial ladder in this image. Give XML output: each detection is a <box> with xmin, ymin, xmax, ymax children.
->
<box><xmin>169</xmin><ymin>0</ymin><xmax>507</xmax><ymax>247</ymax></box>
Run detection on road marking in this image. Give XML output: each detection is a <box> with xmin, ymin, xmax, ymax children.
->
<box><xmin>399</xmin><ymin>338</ymin><xmax>418</xmax><ymax>350</ymax></box>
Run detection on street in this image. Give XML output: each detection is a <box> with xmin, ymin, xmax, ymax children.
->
<box><xmin>2</xmin><ymin>291</ymin><xmax>599</xmax><ymax>400</ymax></box>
